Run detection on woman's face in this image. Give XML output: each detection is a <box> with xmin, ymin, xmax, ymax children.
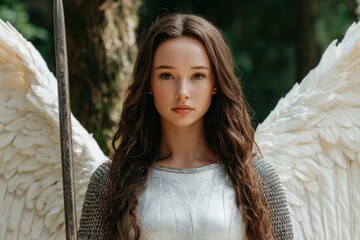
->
<box><xmin>150</xmin><ymin>37</ymin><xmax>216</xmax><ymax>129</ymax></box>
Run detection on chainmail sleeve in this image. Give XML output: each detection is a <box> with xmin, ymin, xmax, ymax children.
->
<box><xmin>77</xmin><ymin>163</ymin><xmax>113</xmax><ymax>240</ymax></box>
<box><xmin>253</xmin><ymin>157</ymin><xmax>294</xmax><ymax>240</ymax></box>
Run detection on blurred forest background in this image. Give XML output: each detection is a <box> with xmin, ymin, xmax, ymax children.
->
<box><xmin>0</xmin><ymin>0</ymin><xmax>358</xmax><ymax>153</ymax></box>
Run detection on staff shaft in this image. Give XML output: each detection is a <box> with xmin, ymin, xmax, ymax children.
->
<box><xmin>53</xmin><ymin>0</ymin><xmax>77</xmax><ymax>239</ymax></box>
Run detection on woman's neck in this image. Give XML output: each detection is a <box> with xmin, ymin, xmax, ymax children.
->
<box><xmin>157</xmin><ymin>122</ymin><xmax>218</xmax><ymax>168</ymax></box>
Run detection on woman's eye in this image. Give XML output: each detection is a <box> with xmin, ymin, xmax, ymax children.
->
<box><xmin>160</xmin><ymin>73</ymin><xmax>173</xmax><ymax>79</ymax></box>
<box><xmin>193</xmin><ymin>73</ymin><xmax>205</xmax><ymax>80</ymax></box>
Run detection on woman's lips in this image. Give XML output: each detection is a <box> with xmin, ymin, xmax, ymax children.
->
<box><xmin>171</xmin><ymin>105</ymin><xmax>194</xmax><ymax>114</ymax></box>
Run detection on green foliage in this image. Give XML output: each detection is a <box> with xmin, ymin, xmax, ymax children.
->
<box><xmin>316</xmin><ymin>1</ymin><xmax>355</xmax><ymax>54</ymax></box>
<box><xmin>0</xmin><ymin>0</ymin><xmax>54</xmax><ymax>72</ymax></box>
<box><xmin>0</xmin><ymin>0</ymin><xmax>48</xmax><ymax>41</ymax></box>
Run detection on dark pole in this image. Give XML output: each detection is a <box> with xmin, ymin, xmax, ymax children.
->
<box><xmin>53</xmin><ymin>0</ymin><xmax>77</xmax><ymax>239</ymax></box>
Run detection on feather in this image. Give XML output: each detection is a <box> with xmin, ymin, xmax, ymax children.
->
<box><xmin>2</xmin><ymin>146</ymin><xmax>17</xmax><ymax>162</ymax></box>
<box><xmin>0</xmin><ymin>221</ymin><xmax>7</xmax><ymax>240</ymax></box>
<box><xmin>31</xmin><ymin>213</ymin><xmax>44</xmax><ymax>239</ymax></box>
<box><xmin>20</xmin><ymin>208</ymin><xmax>33</xmax><ymax>236</ymax></box>
<box><xmin>13</xmin><ymin>133</ymin><xmax>35</xmax><ymax>149</ymax></box>
<box><xmin>0</xmin><ymin>181</ymin><xmax>6</xmax><ymax>203</ymax></box>
<box><xmin>5</xmin><ymin>117</ymin><xmax>26</xmax><ymax>131</ymax></box>
<box><xmin>0</xmin><ymin>193</ymin><xmax>12</xmax><ymax>225</ymax></box>
<box><xmin>25</xmin><ymin>182</ymin><xmax>41</xmax><ymax>209</ymax></box>
<box><xmin>8</xmin><ymin>196</ymin><xmax>25</xmax><ymax>231</ymax></box>
<box><xmin>0</xmin><ymin>131</ymin><xmax>16</xmax><ymax>148</ymax></box>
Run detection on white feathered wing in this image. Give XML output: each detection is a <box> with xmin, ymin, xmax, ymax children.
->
<box><xmin>0</xmin><ymin>19</ymin><xmax>108</xmax><ymax>240</ymax></box>
<box><xmin>255</xmin><ymin>22</ymin><xmax>360</xmax><ymax>239</ymax></box>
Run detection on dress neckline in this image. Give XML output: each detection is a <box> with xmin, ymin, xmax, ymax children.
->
<box><xmin>153</xmin><ymin>162</ymin><xmax>223</xmax><ymax>174</ymax></box>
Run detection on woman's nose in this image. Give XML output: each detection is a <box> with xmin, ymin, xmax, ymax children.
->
<box><xmin>175</xmin><ymin>79</ymin><xmax>190</xmax><ymax>100</ymax></box>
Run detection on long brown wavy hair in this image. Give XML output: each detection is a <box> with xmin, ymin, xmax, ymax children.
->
<box><xmin>103</xmin><ymin>13</ymin><xmax>272</xmax><ymax>240</ymax></box>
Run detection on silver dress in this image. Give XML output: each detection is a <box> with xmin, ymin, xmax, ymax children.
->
<box><xmin>136</xmin><ymin>163</ymin><xmax>244</xmax><ymax>240</ymax></box>
<box><xmin>77</xmin><ymin>158</ymin><xmax>294</xmax><ymax>239</ymax></box>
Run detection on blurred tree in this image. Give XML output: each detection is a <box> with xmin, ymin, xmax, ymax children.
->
<box><xmin>63</xmin><ymin>0</ymin><xmax>140</xmax><ymax>153</ymax></box>
<box><xmin>295</xmin><ymin>0</ymin><xmax>316</xmax><ymax>82</ymax></box>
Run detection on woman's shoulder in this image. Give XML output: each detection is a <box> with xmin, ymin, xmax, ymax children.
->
<box><xmin>252</xmin><ymin>156</ymin><xmax>279</xmax><ymax>184</ymax></box>
<box><xmin>252</xmin><ymin>156</ymin><xmax>294</xmax><ymax>239</ymax></box>
<box><xmin>87</xmin><ymin>161</ymin><xmax>111</xmax><ymax>192</ymax></box>
<box><xmin>78</xmin><ymin>162</ymin><xmax>112</xmax><ymax>239</ymax></box>
<box><xmin>252</xmin><ymin>156</ymin><xmax>284</xmax><ymax>200</ymax></box>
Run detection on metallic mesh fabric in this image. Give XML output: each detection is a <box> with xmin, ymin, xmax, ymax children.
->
<box><xmin>77</xmin><ymin>158</ymin><xmax>293</xmax><ymax>239</ymax></box>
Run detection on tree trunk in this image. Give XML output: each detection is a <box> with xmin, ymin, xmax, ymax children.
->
<box><xmin>63</xmin><ymin>0</ymin><xmax>140</xmax><ymax>153</ymax></box>
<box><xmin>295</xmin><ymin>0</ymin><xmax>316</xmax><ymax>82</ymax></box>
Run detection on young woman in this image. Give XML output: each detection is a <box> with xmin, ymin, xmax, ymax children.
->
<box><xmin>78</xmin><ymin>13</ymin><xmax>293</xmax><ymax>240</ymax></box>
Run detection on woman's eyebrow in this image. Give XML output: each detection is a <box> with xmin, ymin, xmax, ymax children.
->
<box><xmin>154</xmin><ymin>65</ymin><xmax>210</xmax><ymax>70</ymax></box>
<box><xmin>154</xmin><ymin>65</ymin><xmax>175</xmax><ymax>70</ymax></box>
<box><xmin>191</xmin><ymin>66</ymin><xmax>210</xmax><ymax>70</ymax></box>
